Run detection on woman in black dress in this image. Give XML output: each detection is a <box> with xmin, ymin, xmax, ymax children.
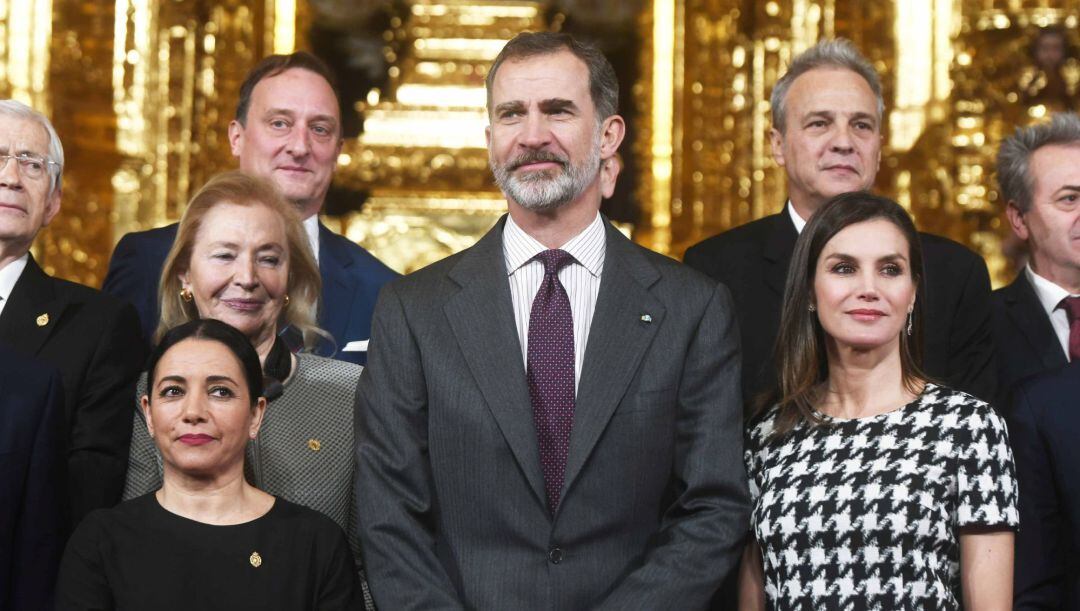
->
<box><xmin>56</xmin><ymin>319</ymin><xmax>361</xmax><ymax>610</ymax></box>
<box><xmin>738</xmin><ymin>192</ymin><xmax>1017</xmax><ymax>610</ymax></box>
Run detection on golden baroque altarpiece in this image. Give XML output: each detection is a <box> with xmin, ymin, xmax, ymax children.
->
<box><xmin>1</xmin><ymin>0</ymin><xmax>1076</xmax><ymax>287</ymax></box>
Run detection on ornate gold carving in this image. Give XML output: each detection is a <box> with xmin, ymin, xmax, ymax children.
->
<box><xmin>333</xmin><ymin>0</ymin><xmax>548</xmax><ymax>274</ymax></box>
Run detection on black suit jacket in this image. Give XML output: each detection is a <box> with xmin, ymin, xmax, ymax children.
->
<box><xmin>1008</xmin><ymin>361</ymin><xmax>1080</xmax><ymax>609</ymax></box>
<box><xmin>102</xmin><ymin>221</ymin><xmax>398</xmax><ymax>365</ymax></box>
<box><xmin>0</xmin><ymin>255</ymin><xmax>144</xmax><ymax>525</ymax></box>
<box><xmin>991</xmin><ymin>272</ymin><xmax>1067</xmax><ymax>411</ymax></box>
<box><xmin>684</xmin><ymin>211</ymin><xmax>996</xmax><ymax>408</ymax></box>
<box><xmin>0</xmin><ymin>343</ymin><xmax>66</xmax><ymax>611</ymax></box>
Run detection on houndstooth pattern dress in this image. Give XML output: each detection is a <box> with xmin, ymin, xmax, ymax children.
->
<box><xmin>745</xmin><ymin>384</ymin><xmax>1018</xmax><ymax>610</ymax></box>
<box><xmin>123</xmin><ymin>352</ymin><xmax>375</xmax><ymax>610</ymax></box>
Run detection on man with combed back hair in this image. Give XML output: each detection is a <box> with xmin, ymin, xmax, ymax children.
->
<box><xmin>356</xmin><ymin>31</ymin><xmax>749</xmax><ymax>609</ymax></box>
<box><xmin>103</xmin><ymin>51</ymin><xmax>397</xmax><ymax>364</ymax></box>
<box><xmin>994</xmin><ymin>112</ymin><xmax>1080</xmax><ymax>608</ymax></box>
<box><xmin>685</xmin><ymin>38</ymin><xmax>995</xmax><ymax>410</ymax></box>
<box><xmin>0</xmin><ymin>100</ymin><xmax>144</xmax><ymax>528</ymax></box>
<box><xmin>992</xmin><ymin>112</ymin><xmax>1080</xmax><ymax>407</ymax></box>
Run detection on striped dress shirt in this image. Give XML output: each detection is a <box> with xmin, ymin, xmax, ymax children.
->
<box><xmin>503</xmin><ymin>212</ymin><xmax>605</xmax><ymax>394</ymax></box>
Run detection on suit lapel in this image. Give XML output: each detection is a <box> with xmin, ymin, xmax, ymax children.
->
<box><xmin>0</xmin><ymin>255</ymin><xmax>64</xmax><ymax>356</ymax></box>
<box><xmin>763</xmin><ymin>212</ymin><xmax>797</xmax><ymax>297</ymax></box>
<box><xmin>444</xmin><ymin>217</ymin><xmax>548</xmax><ymax>507</ymax></box>
<box><xmin>1004</xmin><ymin>274</ymin><xmax>1068</xmax><ymax>370</ymax></box>
<box><xmin>562</xmin><ymin>221</ymin><xmax>664</xmax><ymax>500</ymax></box>
<box><xmin>317</xmin><ymin>223</ymin><xmax>355</xmax><ymax>345</ymax></box>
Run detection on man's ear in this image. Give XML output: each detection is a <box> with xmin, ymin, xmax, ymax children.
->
<box><xmin>769</xmin><ymin>127</ymin><xmax>786</xmax><ymax>168</ymax></box>
<box><xmin>228</xmin><ymin>120</ymin><xmax>244</xmax><ymax>158</ymax></box>
<box><xmin>599</xmin><ymin>115</ymin><xmax>626</xmax><ymax>159</ymax></box>
<box><xmin>1006</xmin><ymin>202</ymin><xmax>1030</xmax><ymax>241</ymax></box>
<box><xmin>41</xmin><ymin>187</ymin><xmax>61</xmax><ymax>227</ymax></box>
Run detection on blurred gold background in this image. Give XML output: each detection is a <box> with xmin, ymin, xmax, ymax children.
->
<box><xmin>2</xmin><ymin>0</ymin><xmax>1075</xmax><ymax>288</ymax></box>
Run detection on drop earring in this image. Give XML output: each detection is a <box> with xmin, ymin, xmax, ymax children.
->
<box><xmin>906</xmin><ymin>309</ymin><xmax>913</xmax><ymax>336</ymax></box>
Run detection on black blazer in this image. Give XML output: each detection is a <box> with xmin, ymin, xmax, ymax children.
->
<box><xmin>0</xmin><ymin>343</ymin><xmax>66</xmax><ymax>611</ymax></box>
<box><xmin>0</xmin><ymin>255</ymin><xmax>144</xmax><ymax>526</ymax></box>
<box><xmin>991</xmin><ymin>272</ymin><xmax>1067</xmax><ymax>410</ymax></box>
<box><xmin>102</xmin><ymin>221</ymin><xmax>399</xmax><ymax>365</ymax></box>
<box><xmin>1008</xmin><ymin>361</ymin><xmax>1080</xmax><ymax>609</ymax></box>
<box><xmin>684</xmin><ymin>211</ymin><xmax>997</xmax><ymax>408</ymax></box>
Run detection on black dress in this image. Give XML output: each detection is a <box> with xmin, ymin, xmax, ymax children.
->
<box><xmin>55</xmin><ymin>494</ymin><xmax>362</xmax><ymax>611</ymax></box>
<box><xmin>745</xmin><ymin>384</ymin><xmax>1018</xmax><ymax>610</ymax></box>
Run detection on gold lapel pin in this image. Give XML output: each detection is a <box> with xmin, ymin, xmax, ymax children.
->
<box><xmin>249</xmin><ymin>551</ymin><xmax>262</xmax><ymax>567</ymax></box>
<box><xmin>36</xmin><ymin>313</ymin><xmax>49</xmax><ymax>327</ymax></box>
<box><xmin>308</xmin><ymin>438</ymin><xmax>321</xmax><ymax>452</ymax></box>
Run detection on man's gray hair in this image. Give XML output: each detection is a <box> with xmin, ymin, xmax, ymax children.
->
<box><xmin>997</xmin><ymin>112</ymin><xmax>1080</xmax><ymax>213</ymax></box>
<box><xmin>0</xmin><ymin>99</ymin><xmax>64</xmax><ymax>193</ymax></box>
<box><xmin>770</xmin><ymin>39</ymin><xmax>884</xmax><ymax>133</ymax></box>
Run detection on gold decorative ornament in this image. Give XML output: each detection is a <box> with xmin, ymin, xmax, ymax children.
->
<box><xmin>36</xmin><ymin>313</ymin><xmax>49</xmax><ymax>327</ymax></box>
<box><xmin>283</xmin><ymin>294</ymin><xmax>290</xmax><ymax>307</ymax></box>
<box><xmin>249</xmin><ymin>551</ymin><xmax>262</xmax><ymax>568</ymax></box>
<box><xmin>307</xmin><ymin>438</ymin><xmax>321</xmax><ymax>452</ymax></box>
<box><xmin>180</xmin><ymin>288</ymin><xmax>193</xmax><ymax>303</ymax></box>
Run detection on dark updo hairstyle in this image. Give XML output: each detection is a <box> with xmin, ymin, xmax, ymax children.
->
<box><xmin>762</xmin><ymin>191</ymin><xmax>927</xmax><ymax>436</ymax></box>
<box><xmin>146</xmin><ymin>319</ymin><xmax>264</xmax><ymax>406</ymax></box>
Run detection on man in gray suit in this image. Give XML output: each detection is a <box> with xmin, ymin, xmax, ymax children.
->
<box><xmin>355</xmin><ymin>32</ymin><xmax>749</xmax><ymax>609</ymax></box>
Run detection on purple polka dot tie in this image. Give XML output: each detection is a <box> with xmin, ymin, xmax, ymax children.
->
<box><xmin>528</xmin><ymin>249</ymin><xmax>575</xmax><ymax>513</ymax></box>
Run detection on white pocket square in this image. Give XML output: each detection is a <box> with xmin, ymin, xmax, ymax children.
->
<box><xmin>343</xmin><ymin>340</ymin><xmax>369</xmax><ymax>352</ymax></box>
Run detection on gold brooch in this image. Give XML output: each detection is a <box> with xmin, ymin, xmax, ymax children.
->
<box><xmin>36</xmin><ymin>313</ymin><xmax>48</xmax><ymax>327</ymax></box>
<box><xmin>308</xmin><ymin>438</ymin><xmax>321</xmax><ymax>452</ymax></box>
<box><xmin>249</xmin><ymin>551</ymin><xmax>262</xmax><ymax>567</ymax></box>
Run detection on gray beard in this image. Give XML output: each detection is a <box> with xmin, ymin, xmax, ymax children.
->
<box><xmin>491</xmin><ymin>145</ymin><xmax>601</xmax><ymax>212</ymax></box>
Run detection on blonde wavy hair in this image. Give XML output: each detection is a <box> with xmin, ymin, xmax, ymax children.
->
<box><xmin>156</xmin><ymin>170</ymin><xmax>327</xmax><ymax>351</ymax></box>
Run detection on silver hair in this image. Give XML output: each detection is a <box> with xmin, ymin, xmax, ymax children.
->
<box><xmin>770</xmin><ymin>38</ymin><xmax>884</xmax><ymax>134</ymax></box>
<box><xmin>0</xmin><ymin>99</ymin><xmax>64</xmax><ymax>193</ymax></box>
<box><xmin>997</xmin><ymin>112</ymin><xmax>1080</xmax><ymax>213</ymax></box>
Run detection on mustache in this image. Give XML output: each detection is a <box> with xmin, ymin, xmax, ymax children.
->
<box><xmin>508</xmin><ymin>150</ymin><xmax>568</xmax><ymax>171</ymax></box>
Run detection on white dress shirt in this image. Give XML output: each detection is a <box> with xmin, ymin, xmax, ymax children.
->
<box><xmin>504</xmin><ymin>212</ymin><xmax>605</xmax><ymax>393</ymax></box>
<box><xmin>303</xmin><ymin>215</ymin><xmax>321</xmax><ymax>264</ymax></box>
<box><xmin>787</xmin><ymin>201</ymin><xmax>808</xmax><ymax>234</ymax></box>
<box><xmin>1026</xmin><ymin>264</ymin><xmax>1080</xmax><ymax>361</ymax></box>
<box><xmin>0</xmin><ymin>253</ymin><xmax>28</xmax><ymax>318</ymax></box>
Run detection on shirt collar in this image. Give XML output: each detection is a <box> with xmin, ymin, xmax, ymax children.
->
<box><xmin>1025</xmin><ymin>264</ymin><xmax>1079</xmax><ymax>317</ymax></box>
<box><xmin>303</xmin><ymin>215</ymin><xmax>320</xmax><ymax>263</ymax></box>
<box><xmin>502</xmin><ymin>212</ymin><xmax>606</xmax><ymax>277</ymax></box>
<box><xmin>787</xmin><ymin>200</ymin><xmax>807</xmax><ymax>234</ymax></box>
<box><xmin>0</xmin><ymin>253</ymin><xmax>29</xmax><ymax>302</ymax></box>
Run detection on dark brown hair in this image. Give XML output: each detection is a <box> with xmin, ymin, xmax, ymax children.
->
<box><xmin>485</xmin><ymin>31</ymin><xmax>619</xmax><ymax>121</ymax></box>
<box><xmin>235</xmin><ymin>51</ymin><xmax>339</xmax><ymax>127</ymax></box>
<box><xmin>763</xmin><ymin>191</ymin><xmax>927</xmax><ymax>436</ymax></box>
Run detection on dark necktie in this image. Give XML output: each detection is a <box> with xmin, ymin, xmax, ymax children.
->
<box><xmin>527</xmin><ymin>249</ymin><xmax>575</xmax><ymax>513</ymax></box>
<box><xmin>1060</xmin><ymin>296</ymin><xmax>1080</xmax><ymax>361</ymax></box>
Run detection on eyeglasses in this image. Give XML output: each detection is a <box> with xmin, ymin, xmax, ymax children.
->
<box><xmin>0</xmin><ymin>153</ymin><xmax>58</xmax><ymax>180</ymax></box>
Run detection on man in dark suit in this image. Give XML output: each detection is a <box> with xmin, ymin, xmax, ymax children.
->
<box><xmin>0</xmin><ymin>100</ymin><xmax>144</xmax><ymax>526</ymax></box>
<box><xmin>0</xmin><ymin>344</ymin><xmax>65</xmax><ymax>611</ymax></box>
<box><xmin>992</xmin><ymin>113</ymin><xmax>1080</xmax><ymax>409</ymax></box>
<box><xmin>103</xmin><ymin>52</ymin><xmax>397</xmax><ymax>363</ymax></box>
<box><xmin>1008</xmin><ymin>361</ymin><xmax>1080</xmax><ymax>608</ymax></box>
<box><xmin>684</xmin><ymin>39</ymin><xmax>995</xmax><ymax>408</ymax></box>
<box><xmin>355</xmin><ymin>32</ymin><xmax>749</xmax><ymax>609</ymax></box>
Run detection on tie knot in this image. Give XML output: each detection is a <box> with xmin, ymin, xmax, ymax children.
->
<box><xmin>535</xmin><ymin>249</ymin><xmax>574</xmax><ymax>276</ymax></box>
<box><xmin>1061</xmin><ymin>295</ymin><xmax>1080</xmax><ymax>322</ymax></box>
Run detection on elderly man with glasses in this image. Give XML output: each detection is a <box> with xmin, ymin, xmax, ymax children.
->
<box><xmin>0</xmin><ymin>100</ymin><xmax>144</xmax><ymax>533</ymax></box>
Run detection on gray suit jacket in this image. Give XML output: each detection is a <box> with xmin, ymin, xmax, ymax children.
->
<box><xmin>355</xmin><ymin>216</ymin><xmax>749</xmax><ymax>610</ymax></box>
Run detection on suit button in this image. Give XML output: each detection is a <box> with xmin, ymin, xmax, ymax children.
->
<box><xmin>548</xmin><ymin>547</ymin><xmax>563</xmax><ymax>564</ymax></box>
